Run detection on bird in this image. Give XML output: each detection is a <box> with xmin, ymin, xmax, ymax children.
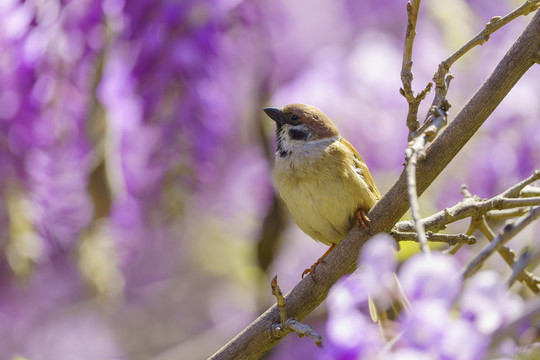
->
<box><xmin>264</xmin><ymin>103</ymin><xmax>381</xmax><ymax>279</ymax></box>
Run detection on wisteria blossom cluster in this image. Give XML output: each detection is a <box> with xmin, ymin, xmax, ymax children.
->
<box><xmin>0</xmin><ymin>0</ymin><xmax>233</xmax><ymax>357</ymax></box>
<box><xmin>324</xmin><ymin>235</ymin><xmax>536</xmax><ymax>360</ymax></box>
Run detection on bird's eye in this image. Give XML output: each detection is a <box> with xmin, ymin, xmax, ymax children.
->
<box><xmin>290</xmin><ymin>114</ymin><xmax>299</xmax><ymax>122</ymax></box>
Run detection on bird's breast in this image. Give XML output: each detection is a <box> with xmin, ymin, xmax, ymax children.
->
<box><xmin>274</xmin><ymin>143</ymin><xmax>366</xmax><ymax>245</ymax></box>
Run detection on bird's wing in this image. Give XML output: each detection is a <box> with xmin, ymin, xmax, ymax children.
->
<box><xmin>340</xmin><ymin>138</ymin><xmax>381</xmax><ymax>200</ymax></box>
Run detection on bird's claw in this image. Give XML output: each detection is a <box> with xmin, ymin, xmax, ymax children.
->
<box><xmin>356</xmin><ymin>209</ymin><xmax>371</xmax><ymax>231</ymax></box>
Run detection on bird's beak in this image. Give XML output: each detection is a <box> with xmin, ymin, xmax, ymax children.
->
<box><xmin>264</xmin><ymin>107</ymin><xmax>287</xmax><ymax>125</ymax></box>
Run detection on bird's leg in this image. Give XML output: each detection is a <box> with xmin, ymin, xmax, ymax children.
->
<box><xmin>302</xmin><ymin>243</ymin><xmax>336</xmax><ymax>280</ymax></box>
<box><xmin>356</xmin><ymin>209</ymin><xmax>371</xmax><ymax>231</ymax></box>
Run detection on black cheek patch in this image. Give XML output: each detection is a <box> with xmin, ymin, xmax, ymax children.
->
<box><xmin>289</xmin><ymin>129</ymin><xmax>310</xmax><ymax>141</ymax></box>
<box><xmin>279</xmin><ymin>150</ymin><xmax>291</xmax><ymax>157</ymax></box>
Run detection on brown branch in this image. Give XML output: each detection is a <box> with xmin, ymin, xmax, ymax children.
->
<box><xmin>476</xmin><ymin>216</ymin><xmax>540</xmax><ymax>293</ymax></box>
<box><xmin>269</xmin><ymin>276</ymin><xmax>322</xmax><ymax>347</ymax></box>
<box><xmin>404</xmin><ymin>137</ymin><xmax>429</xmax><ymax>253</ymax></box>
<box><xmin>521</xmin><ymin>185</ymin><xmax>540</xmax><ymax>197</ymax></box>
<box><xmin>502</xmin><ymin>170</ymin><xmax>540</xmax><ymax>197</ymax></box>
<box><xmin>396</xmin><ymin>176</ymin><xmax>540</xmax><ymax>292</ymax></box>
<box><xmin>444</xmin><ymin>0</ymin><xmax>540</xmax><ymax>69</ymax></box>
<box><xmin>270</xmin><ymin>276</ymin><xmax>288</xmax><ymax>324</ymax></box>
<box><xmin>413</xmin><ymin>0</ymin><xmax>540</xmax><ymax>139</ymax></box>
<box><xmin>508</xmin><ymin>246</ymin><xmax>540</xmax><ymax>290</ymax></box>
<box><xmin>391</xmin><ymin>230</ymin><xmax>476</xmax><ymax>245</ymax></box>
<box><xmin>209</xmin><ymin>10</ymin><xmax>540</xmax><ymax>360</ymax></box>
<box><xmin>400</xmin><ymin>0</ymin><xmax>433</xmax><ymax>138</ymax></box>
<box><xmin>413</xmin><ymin>75</ymin><xmax>453</xmax><ymax>138</ymax></box>
<box><xmin>485</xmin><ymin>207</ymin><xmax>533</xmax><ymax>220</ymax></box>
<box><xmin>430</xmin><ymin>0</ymin><xmax>540</xmax><ymax>110</ymax></box>
<box><xmin>394</xmin><ymin>174</ymin><xmax>540</xmax><ymax>233</ymax></box>
<box><xmin>401</xmin><ymin>0</ymin><xmax>420</xmax><ymax>90</ymax></box>
<box><xmin>463</xmin><ymin>206</ymin><xmax>540</xmax><ymax>278</ymax></box>
<box><xmin>445</xmin><ymin>217</ymin><xmax>478</xmax><ymax>255</ymax></box>
<box><xmin>405</xmin><ymin>101</ymin><xmax>450</xmax><ymax>255</ymax></box>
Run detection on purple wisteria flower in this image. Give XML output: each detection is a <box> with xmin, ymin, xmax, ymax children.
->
<box><xmin>398</xmin><ymin>299</ymin><xmax>488</xmax><ymax>360</ymax></box>
<box><xmin>399</xmin><ymin>252</ymin><xmax>462</xmax><ymax>306</ymax></box>
<box><xmin>358</xmin><ymin>234</ymin><xmax>398</xmax><ymax>308</ymax></box>
<box><xmin>324</xmin><ymin>236</ymin><xmax>535</xmax><ymax>360</ymax></box>
<box><xmin>325</xmin><ymin>273</ymin><xmax>383</xmax><ymax>360</ymax></box>
<box><xmin>0</xmin><ymin>0</ymin><xmax>238</xmax><ymax>357</ymax></box>
<box><xmin>460</xmin><ymin>271</ymin><xmax>524</xmax><ymax>335</ymax></box>
<box><xmin>0</xmin><ymin>0</ymin><xmax>102</xmax><ymax>260</ymax></box>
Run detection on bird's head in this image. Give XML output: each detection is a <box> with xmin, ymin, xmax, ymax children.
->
<box><xmin>264</xmin><ymin>104</ymin><xmax>340</xmax><ymax>156</ymax></box>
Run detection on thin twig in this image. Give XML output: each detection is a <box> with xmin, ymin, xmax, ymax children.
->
<box><xmin>520</xmin><ymin>185</ymin><xmax>540</xmax><ymax>197</ymax></box>
<box><xmin>462</xmin><ymin>206</ymin><xmax>540</xmax><ymax>278</ymax></box>
<box><xmin>271</xmin><ymin>276</ymin><xmax>288</xmax><ymax>323</ymax></box>
<box><xmin>508</xmin><ymin>246</ymin><xmax>540</xmax><ymax>290</ymax></box>
<box><xmin>485</xmin><ymin>207</ymin><xmax>533</xmax><ymax>220</ymax></box>
<box><xmin>502</xmin><ymin>170</ymin><xmax>540</xmax><ymax>197</ymax></box>
<box><xmin>400</xmin><ymin>0</ymin><xmax>433</xmax><ymax>138</ymax></box>
<box><xmin>396</xmin><ymin>176</ymin><xmax>540</xmax><ymax>292</ymax></box>
<box><xmin>405</xmin><ymin>101</ymin><xmax>450</xmax><ymax>255</ymax></box>
<box><xmin>394</xmin><ymin>172</ymin><xmax>540</xmax><ymax>233</ymax></box>
<box><xmin>413</xmin><ymin>0</ymin><xmax>540</xmax><ymax>140</ymax></box>
<box><xmin>430</xmin><ymin>0</ymin><xmax>540</xmax><ymax>111</ymax></box>
<box><xmin>413</xmin><ymin>75</ymin><xmax>453</xmax><ymax>138</ymax></box>
<box><xmin>404</xmin><ymin>145</ymin><xmax>429</xmax><ymax>254</ymax></box>
<box><xmin>476</xmin><ymin>217</ymin><xmax>540</xmax><ymax>293</ymax></box>
<box><xmin>401</xmin><ymin>0</ymin><xmax>421</xmax><ymax>89</ymax></box>
<box><xmin>394</xmin><ymin>196</ymin><xmax>540</xmax><ymax>232</ymax></box>
<box><xmin>391</xmin><ymin>230</ymin><xmax>476</xmax><ymax>245</ymax></box>
<box><xmin>270</xmin><ymin>276</ymin><xmax>323</xmax><ymax>347</ymax></box>
<box><xmin>444</xmin><ymin>0</ymin><xmax>540</xmax><ymax>69</ymax></box>
<box><xmin>446</xmin><ymin>218</ymin><xmax>478</xmax><ymax>255</ymax></box>
<box><xmin>443</xmin><ymin>188</ymin><xmax>476</xmax><ymax>255</ymax></box>
<box><xmin>461</xmin><ymin>184</ymin><xmax>473</xmax><ymax>198</ymax></box>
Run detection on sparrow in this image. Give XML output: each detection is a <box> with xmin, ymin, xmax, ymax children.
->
<box><xmin>264</xmin><ymin>103</ymin><xmax>381</xmax><ymax>278</ymax></box>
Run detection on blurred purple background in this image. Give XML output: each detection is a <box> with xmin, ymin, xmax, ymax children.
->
<box><xmin>0</xmin><ymin>0</ymin><xmax>538</xmax><ymax>359</ymax></box>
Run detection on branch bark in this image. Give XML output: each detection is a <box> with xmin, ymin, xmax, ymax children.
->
<box><xmin>393</xmin><ymin>183</ymin><xmax>540</xmax><ymax>233</ymax></box>
<box><xmin>209</xmin><ymin>9</ymin><xmax>540</xmax><ymax>360</ymax></box>
<box><xmin>462</xmin><ymin>206</ymin><xmax>540</xmax><ymax>278</ymax></box>
<box><xmin>390</xmin><ymin>230</ymin><xmax>476</xmax><ymax>245</ymax></box>
<box><xmin>404</xmin><ymin>101</ymin><xmax>450</xmax><ymax>254</ymax></box>
<box><xmin>475</xmin><ymin>216</ymin><xmax>540</xmax><ymax>293</ymax></box>
<box><xmin>400</xmin><ymin>0</ymin><xmax>432</xmax><ymax>137</ymax></box>
<box><xmin>428</xmin><ymin>0</ymin><xmax>540</xmax><ymax>117</ymax></box>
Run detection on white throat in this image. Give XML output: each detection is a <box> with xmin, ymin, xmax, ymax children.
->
<box><xmin>277</xmin><ymin>135</ymin><xmax>341</xmax><ymax>159</ymax></box>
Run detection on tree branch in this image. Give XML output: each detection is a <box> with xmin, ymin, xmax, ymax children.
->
<box><xmin>463</xmin><ymin>206</ymin><xmax>540</xmax><ymax>278</ymax></box>
<box><xmin>520</xmin><ymin>185</ymin><xmax>540</xmax><ymax>197</ymax></box>
<box><xmin>390</xmin><ymin>230</ymin><xmax>476</xmax><ymax>245</ymax></box>
<box><xmin>430</xmin><ymin>0</ymin><xmax>540</xmax><ymax>112</ymax></box>
<box><xmin>209</xmin><ymin>9</ymin><xmax>540</xmax><ymax>360</ymax></box>
<box><xmin>485</xmin><ymin>207</ymin><xmax>533</xmax><ymax>220</ymax></box>
<box><xmin>502</xmin><ymin>169</ymin><xmax>540</xmax><ymax>197</ymax></box>
<box><xmin>269</xmin><ymin>276</ymin><xmax>322</xmax><ymax>347</ymax></box>
<box><xmin>476</xmin><ymin>216</ymin><xmax>540</xmax><ymax>293</ymax></box>
<box><xmin>404</xmin><ymin>101</ymin><xmax>450</xmax><ymax>255</ymax></box>
<box><xmin>508</xmin><ymin>246</ymin><xmax>540</xmax><ymax>289</ymax></box>
<box><xmin>394</xmin><ymin>174</ymin><xmax>540</xmax><ymax>233</ymax></box>
<box><xmin>415</xmin><ymin>0</ymin><xmax>540</xmax><ymax>138</ymax></box>
<box><xmin>400</xmin><ymin>0</ymin><xmax>432</xmax><ymax>138</ymax></box>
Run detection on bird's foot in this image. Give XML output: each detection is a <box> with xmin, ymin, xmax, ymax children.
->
<box><xmin>356</xmin><ymin>209</ymin><xmax>371</xmax><ymax>231</ymax></box>
<box><xmin>301</xmin><ymin>243</ymin><xmax>336</xmax><ymax>281</ymax></box>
